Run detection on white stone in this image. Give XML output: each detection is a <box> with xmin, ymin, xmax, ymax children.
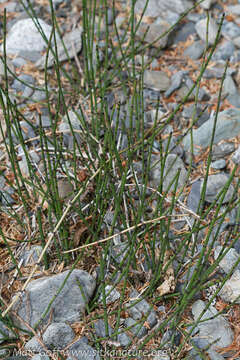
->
<box><xmin>195</xmin><ymin>17</ymin><xmax>219</xmax><ymax>45</ymax></box>
<box><xmin>220</xmin><ymin>269</ymin><xmax>240</xmax><ymax>303</ymax></box>
<box><xmin>0</xmin><ymin>18</ymin><xmax>58</xmax><ymax>55</ymax></box>
<box><xmin>200</xmin><ymin>0</ymin><xmax>215</xmax><ymax>10</ymax></box>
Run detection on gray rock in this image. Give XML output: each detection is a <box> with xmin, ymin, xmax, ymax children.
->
<box><xmin>0</xmin><ymin>320</ymin><xmax>15</xmax><ymax>344</ymax></box>
<box><xmin>17</xmin><ymin>50</ymin><xmax>42</xmax><ymax>62</ymax></box>
<box><xmin>233</xmin><ymin>36</ymin><xmax>240</xmax><ymax>49</ymax></box>
<box><xmin>94</xmin><ymin>319</ymin><xmax>114</xmax><ymax>338</ymax></box>
<box><xmin>223</xmin><ymin>75</ymin><xmax>237</xmax><ymax>96</ymax></box>
<box><xmin>150</xmin><ymin>153</ymin><xmax>188</xmax><ymax>192</ymax></box>
<box><xmin>30</xmin><ymin>89</ymin><xmax>48</xmax><ymax>102</ymax></box>
<box><xmin>35</xmin><ymin>27</ymin><xmax>83</xmax><ymax>69</ymax></box>
<box><xmin>200</xmin><ymin>0</ymin><xmax>215</xmax><ymax>10</ymax></box>
<box><xmin>183</xmin><ymin>40</ymin><xmax>205</xmax><ymax>60</ymax></box>
<box><xmin>189</xmin><ymin>337</ymin><xmax>225</xmax><ymax>360</ymax></box>
<box><xmin>227</xmin><ymin>5</ymin><xmax>240</xmax><ymax>16</ymax></box>
<box><xmin>222</xmin><ymin>21</ymin><xmax>240</xmax><ymax>40</ymax></box>
<box><xmin>66</xmin><ymin>338</ymin><xmax>100</xmax><ymax>360</ymax></box>
<box><xmin>144</xmin><ymin>70</ymin><xmax>170</xmax><ymax>91</ymax></box>
<box><xmin>111</xmin><ymin>241</ymin><xmax>129</xmax><ymax>264</ymax></box>
<box><xmin>187</xmin><ymin>180</ymin><xmax>202</xmax><ymax>214</ymax></box>
<box><xmin>195</xmin><ymin>17</ymin><xmax>219</xmax><ymax>45</ymax></box>
<box><xmin>1</xmin><ymin>187</ymin><xmax>15</xmax><ymax>205</ymax></box>
<box><xmin>126</xmin><ymin>290</ymin><xmax>157</xmax><ymax>328</ymax></box>
<box><xmin>0</xmin><ymin>57</ymin><xmax>15</xmax><ymax>81</ymax></box>
<box><xmin>183</xmin><ymin>109</ymin><xmax>240</xmax><ymax>154</ymax></box>
<box><xmin>20</xmin><ymin>245</ymin><xmax>43</xmax><ymax>266</ymax></box>
<box><xmin>11</xmin><ymin>57</ymin><xmax>27</xmax><ymax>67</ymax></box>
<box><xmin>203</xmin><ymin>66</ymin><xmax>236</xmax><ymax>79</ymax></box>
<box><xmin>227</xmin><ymin>92</ymin><xmax>240</xmax><ymax>108</ymax></box>
<box><xmin>10</xmin><ymin>120</ymin><xmax>35</xmax><ymax>145</ymax></box>
<box><xmin>12</xmin><ymin>269</ymin><xmax>96</xmax><ymax>330</ymax></box>
<box><xmin>232</xmin><ymin>145</ymin><xmax>240</xmax><ymax>164</ymax></box>
<box><xmin>117</xmin><ymin>332</ymin><xmax>131</xmax><ymax>347</ymax></box>
<box><xmin>36</xmin><ymin>115</ymin><xmax>51</xmax><ymax>128</ymax></box>
<box><xmin>210</xmin><ymin>159</ymin><xmax>226</xmax><ymax>170</ymax></box>
<box><xmin>214</xmin><ymin>245</ymin><xmax>240</xmax><ymax>274</ymax></box>
<box><xmin>212</xmin><ymin>142</ymin><xmax>235</xmax><ymax>160</ymax></box>
<box><xmin>25</xmin><ymin>322</ymin><xmax>74</xmax><ymax>352</ymax></box>
<box><xmin>58</xmin><ymin>110</ymin><xmax>83</xmax><ymax>149</ymax></box>
<box><xmin>136</xmin><ymin>20</ymin><xmax>169</xmax><ymax>48</ymax></box>
<box><xmin>176</xmin><ymin>77</ymin><xmax>210</xmax><ymax>102</ymax></box>
<box><xmin>192</xmin><ymin>300</ymin><xmax>233</xmax><ymax>349</ymax></box>
<box><xmin>172</xmin><ymin>21</ymin><xmax>196</xmax><ymax>44</ymax></box>
<box><xmin>98</xmin><ymin>285</ymin><xmax>120</xmax><ymax>304</ymax></box>
<box><xmin>165</xmin><ymin>70</ymin><xmax>188</xmax><ymax>98</ymax></box>
<box><xmin>200</xmin><ymin>173</ymin><xmax>235</xmax><ymax>204</ymax></box>
<box><xmin>185</xmin><ymin>77</ymin><xmax>210</xmax><ymax>101</ymax></box>
<box><xmin>182</xmin><ymin>103</ymin><xmax>209</xmax><ymax>127</ymax></box>
<box><xmin>0</xmin><ymin>18</ymin><xmax>59</xmax><ymax>56</ymax></box>
<box><xmin>219</xmin><ymin>269</ymin><xmax>240</xmax><ymax>303</ymax></box>
<box><xmin>124</xmin><ymin>317</ymin><xmax>147</xmax><ymax>338</ymax></box>
<box><xmin>134</xmin><ymin>0</ymin><xmax>192</xmax><ymax>17</ymax></box>
<box><xmin>12</xmin><ymin>74</ymin><xmax>35</xmax><ymax>92</ymax></box>
<box><xmin>213</xmin><ymin>41</ymin><xmax>235</xmax><ymax>61</ymax></box>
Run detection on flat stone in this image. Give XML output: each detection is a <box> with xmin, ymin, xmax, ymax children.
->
<box><xmin>214</xmin><ymin>245</ymin><xmax>240</xmax><ymax>274</ymax></box>
<box><xmin>223</xmin><ymin>75</ymin><xmax>237</xmax><ymax>96</ymax></box>
<box><xmin>192</xmin><ymin>300</ymin><xmax>233</xmax><ymax>349</ymax></box>
<box><xmin>227</xmin><ymin>93</ymin><xmax>240</xmax><ymax>108</ymax></box>
<box><xmin>124</xmin><ymin>317</ymin><xmax>147</xmax><ymax>338</ymax></box>
<box><xmin>203</xmin><ymin>66</ymin><xmax>236</xmax><ymax>79</ymax></box>
<box><xmin>182</xmin><ymin>103</ymin><xmax>209</xmax><ymax>127</ymax></box>
<box><xmin>213</xmin><ymin>41</ymin><xmax>235</xmax><ymax>61</ymax></box>
<box><xmin>195</xmin><ymin>17</ymin><xmax>219</xmax><ymax>45</ymax></box>
<box><xmin>200</xmin><ymin>173</ymin><xmax>235</xmax><ymax>204</ymax></box>
<box><xmin>25</xmin><ymin>322</ymin><xmax>75</xmax><ymax>352</ymax></box>
<box><xmin>183</xmin><ymin>40</ymin><xmax>206</xmax><ymax>60</ymax></box>
<box><xmin>210</xmin><ymin>159</ymin><xmax>226</xmax><ymax>170</ymax></box>
<box><xmin>183</xmin><ymin>109</ymin><xmax>240</xmax><ymax>154</ymax></box>
<box><xmin>212</xmin><ymin>142</ymin><xmax>235</xmax><ymax>160</ymax></box>
<box><xmin>144</xmin><ymin>70</ymin><xmax>170</xmax><ymax>91</ymax></box>
<box><xmin>220</xmin><ymin>269</ymin><xmax>240</xmax><ymax>303</ymax></box>
<box><xmin>187</xmin><ymin>180</ymin><xmax>202</xmax><ymax>214</ymax></box>
<box><xmin>94</xmin><ymin>319</ymin><xmax>114</xmax><ymax>338</ymax></box>
<box><xmin>136</xmin><ymin>20</ymin><xmax>169</xmax><ymax>48</ymax></box>
<box><xmin>172</xmin><ymin>21</ymin><xmax>197</xmax><ymax>43</ymax></box>
<box><xmin>98</xmin><ymin>285</ymin><xmax>120</xmax><ymax>304</ymax></box>
<box><xmin>20</xmin><ymin>245</ymin><xmax>43</xmax><ymax>266</ymax></box>
<box><xmin>222</xmin><ymin>21</ymin><xmax>240</xmax><ymax>40</ymax></box>
<box><xmin>126</xmin><ymin>289</ymin><xmax>157</xmax><ymax>328</ymax></box>
<box><xmin>12</xmin><ymin>269</ymin><xmax>96</xmax><ymax>330</ymax></box>
<box><xmin>150</xmin><ymin>154</ymin><xmax>188</xmax><ymax>192</ymax></box>
<box><xmin>165</xmin><ymin>70</ymin><xmax>188</xmax><ymax>98</ymax></box>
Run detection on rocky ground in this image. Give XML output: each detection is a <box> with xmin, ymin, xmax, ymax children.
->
<box><xmin>1</xmin><ymin>0</ymin><xmax>240</xmax><ymax>359</ymax></box>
